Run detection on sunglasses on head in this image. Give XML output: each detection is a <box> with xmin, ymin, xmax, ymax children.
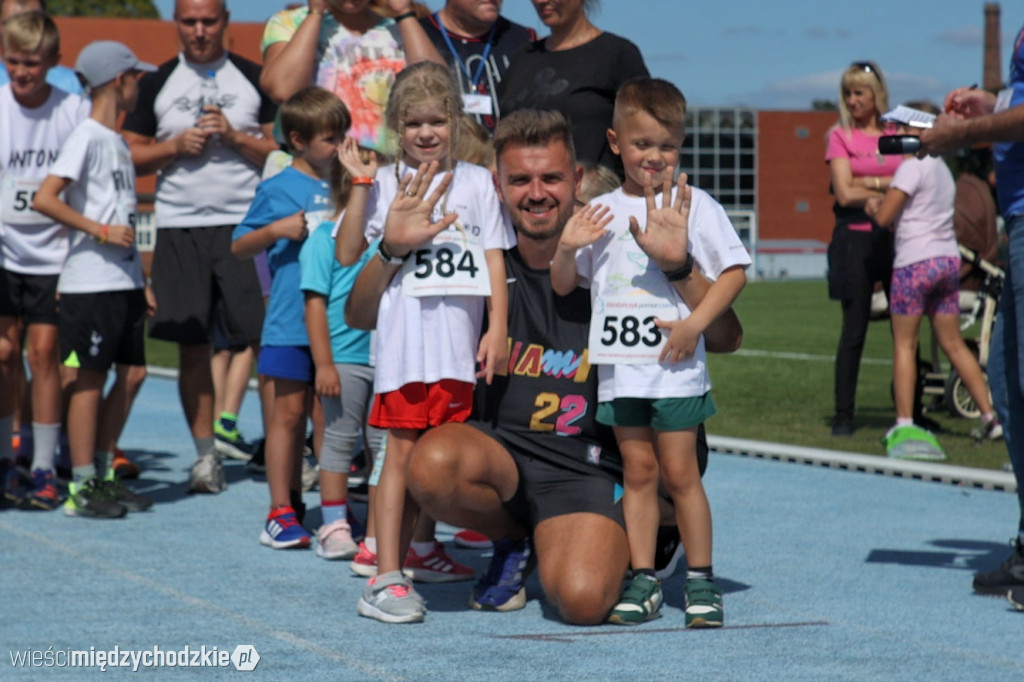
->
<box><xmin>852</xmin><ymin>62</ymin><xmax>882</xmax><ymax>82</ymax></box>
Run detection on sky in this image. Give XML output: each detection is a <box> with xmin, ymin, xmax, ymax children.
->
<box><xmin>153</xmin><ymin>0</ymin><xmax>1021</xmax><ymax>110</ymax></box>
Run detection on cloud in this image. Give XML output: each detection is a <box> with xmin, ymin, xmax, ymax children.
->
<box><xmin>806</xmin><ymin>27</ymin><xmax>851</xmax><ymax>40</ymax></box>
<box><xmin>721</xmin><ymin>70</ymin><xmax>950</xmax><ymax>110</ymax></box>
<box><xmin>936</xmin><ymin>25</ymin><xmax>983</xmax><ymax>48</ymax></box>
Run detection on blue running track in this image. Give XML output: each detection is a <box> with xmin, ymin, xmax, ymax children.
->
<box><xmin>2</xmin><ymin>374</ymin><xmax>1022</xmax><ymax>679</ymax></box>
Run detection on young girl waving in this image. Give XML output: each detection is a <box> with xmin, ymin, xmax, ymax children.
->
<box><xmin>337</xmin><ymin>61</ymin><xmax>513</xmax><ymax>624</ymax></box>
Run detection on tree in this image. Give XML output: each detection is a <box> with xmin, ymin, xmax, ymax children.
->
<box><xmin>48</xmin><ymin>0</ymin><xmax>160</xmax><ymax>17</ymax></box>
<box><xmin>812</xmin><ymin>99</ymin><xmax>838</xmax><ymax>111</ymax></box>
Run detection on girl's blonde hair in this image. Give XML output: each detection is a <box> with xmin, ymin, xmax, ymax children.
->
<box><xmin>837</xmin><ymin>61</ymin><xmax>889</xmax><ymax>130</ymax></box>
<box><xmin>279</xmin><ymin>86</ymin><xmax>353</xmax><ymax>208</ymax></box>
<box><xmin>385</xmin><ymin>61</ymin><xmax>462</xmax><ymax>181</ymax></box>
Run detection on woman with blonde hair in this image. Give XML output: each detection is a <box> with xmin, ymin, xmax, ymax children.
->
<box><xmin>824</xmin><ymin>61</ymin><xmax>902</xmax><ymax>436</ymax></box>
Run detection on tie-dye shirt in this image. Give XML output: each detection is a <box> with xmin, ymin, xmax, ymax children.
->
<box><xmin>262</xmin><ymin>8</ymin><xmax>405</xmax><ymax>154</ymax></box>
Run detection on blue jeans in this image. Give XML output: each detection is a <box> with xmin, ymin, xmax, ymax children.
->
<box><xmin>988</xmin><ymin>213</ymin><xmax>1024</xmax><ymax>532</ymax></box>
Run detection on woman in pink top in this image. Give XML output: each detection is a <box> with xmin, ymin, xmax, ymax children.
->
<box><xmin>824</xmin><ymin>61</ymin><xmax>901</xmax><ymax>436</ymax></box>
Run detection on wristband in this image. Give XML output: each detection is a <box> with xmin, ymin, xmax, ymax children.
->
<box><xmin>662</xmin><ymin>253</ymin><xmax>694</xmax><ymax>282</ymax></box>
<box><xmin>377</xmin><ymin>240</ymin><xmax>408</xmax><ymax>266</ymax></box>
<box><xmin>97</xmin><ymin>224</ymin><xmax>109</xmax><ymax>244</ymax></box>
<box><xmin>351</xmin><ymin>176</ymin><xmax>374</xmax><ymax>186</ymax></box>
<box><xmin>394</xmin><ymin>11</ymin><xmax>417</xmax><ymax>22</ymax></box>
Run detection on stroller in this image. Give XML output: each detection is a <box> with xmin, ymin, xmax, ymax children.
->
<box><xmin>920</xmin><ymin>244</ymin><xmax>1004</xmax><ymax>419</ymax></box>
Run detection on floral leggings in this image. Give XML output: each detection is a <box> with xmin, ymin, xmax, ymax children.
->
<box><xmin>889</xmin><ymin>256</ymin><xmax>960</xmax><ymax>316</ymax></box>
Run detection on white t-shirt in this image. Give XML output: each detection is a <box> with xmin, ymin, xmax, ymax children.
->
<box><xmin>50</xmin><ymin>119</ymin><xmax>144</xmax><ymax>293</ymax></box>
<box><xmin>121</xmin><ymin>53</ymin><xmax>275</xmax><ymax>228</ymax></box>
<box><xmin>577</xmin><ymin>186</ymin><xmax>751</xmax><ymax>402</ymax></box>
<box><xmin>889</xmin><ymin>155</ymin><xmax>960</xmax><ymax>269</ymax></box>
<box><xmin>364</xmin><ymin>161</ymin><xmax>515</xmax><ymax>394</ymax></box>
<box><xmin>0</xmin><ymin>84</ymin><xmax>90</xmax><ymax>274</ymax></box>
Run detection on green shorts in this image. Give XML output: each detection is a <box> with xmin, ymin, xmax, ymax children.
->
<box><xmin>597</xmin><ymin>392</ymin><xmax>717</xmax><ymax>431</ymax></box>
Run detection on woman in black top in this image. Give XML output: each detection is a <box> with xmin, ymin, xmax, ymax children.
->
<box><xmin>498</xmin><ymin>0</ymin><xmax>648</xmax><ymax>175</ymax></box>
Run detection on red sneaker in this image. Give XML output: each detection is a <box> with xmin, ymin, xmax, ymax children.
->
<box><xmin>454</xmin><ymin>529</ymin><xmax>493</xmax><ymax>549</ymax></box>
<box><xmin>403</xmin><ymin>541</ymin><xmax>474</xmax><ymax>583</ymax></box>
<box><xmin>350</xmin><ymin>541</ymin><xmax>378</xmax><ymax>577</ymax></box>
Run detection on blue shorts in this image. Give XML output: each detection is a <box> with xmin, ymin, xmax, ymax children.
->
<box><xmin>257</xmin><ymin>345</ymin><xmax>313</xmax><ymax>382</ymax></box>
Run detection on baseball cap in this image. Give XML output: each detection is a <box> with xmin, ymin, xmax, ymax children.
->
<box><xmin>75</xmin><ymin>41</ymin><xmax>156</xmax><ymax>89</ymax></box>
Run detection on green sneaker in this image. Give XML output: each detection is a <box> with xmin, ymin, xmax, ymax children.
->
<box><xmin>684</xmin><ymin>577</ymin><xmax>723</xmax><ymax>628</ymax></box>
<box><xmin>883</xmin><ymin>424</ymin><xmax>947</xmax><ymax>461</ymax></box>
<box><xmin>214</xmin><ymin>422</ymin><xmax>255</xmax><ymax>461</ymax></box>
<box><xmin>608</xmin><ymin>572</ymin><xmax>663</xmax><ymax>625</ymax></box>
<box><xmin>63</xmin><ymin>477</ymin><xmax>127</xmax><ymax>519</ymax></box>
<box><xmin>101</xmin><ymin>470</ymin><xmax>153</xmax><ymax>512</ymax></box>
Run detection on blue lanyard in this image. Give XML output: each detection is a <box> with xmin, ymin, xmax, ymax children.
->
<box><xmin>435</xmin><ymin>12</ymin><xmax>496</xmax><ymax>90</ymax></box>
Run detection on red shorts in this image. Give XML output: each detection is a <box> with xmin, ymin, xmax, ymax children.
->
<box><xmin>369</xmin><ymin>380</ymin><xmax>474</xmax><ymax>430</ymax></box>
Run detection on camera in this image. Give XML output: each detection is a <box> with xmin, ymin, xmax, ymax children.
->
<box><xmin>878</xmin><ymin>135</ymin><xmax>921</xmax><ymax>155</ymax></box>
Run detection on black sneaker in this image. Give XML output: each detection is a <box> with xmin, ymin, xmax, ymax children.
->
<box><xmin>831</xmin><ymin>415</ymin><xmax>853</xmax><ymax>437</ymax></box>
<box><xmin>63</xmin><ymin>478</ymin><xmax>127</xmax><ymax>519</ymax></box>
<box><xmin>101</xmin><ymin>474</ymin><xmax>153</xmax><ymax>512</ymax></box>
<box><xmin>1009</xmin><ymin>586</ymin><xmax>1024</xmax><ymax>611</ymax></box>
<box><xmin>246</xmin><ymin>438</ymin><xmax>266</xmax><ymax>475</ymax></box>
<box><xmin>973</xmin><ymin>538</ymin><xmax>1024</xmax><ymax>596</ymax></box>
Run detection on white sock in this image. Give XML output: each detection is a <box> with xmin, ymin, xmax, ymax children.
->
<box><xmin>410</xmin><ymin>540</ymin><xmax>436</xmax><ymax>557</ymax></box>
<box><xmin>364</xmin><ymin>536</ymin><xmax>377</xmax><ymax>554</ymax></box>
<box><xmin>31</xmin><ymin>422</ymin><xmax>60</xmax><ymax>473</ymax></box>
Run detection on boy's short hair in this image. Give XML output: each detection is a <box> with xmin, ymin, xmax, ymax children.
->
<box><xmin>1</xmin><ymin>10</ymin><xmax>58</xmax><ymax>59</ymax></box>
<box><xmin>613</xmin><ymin>77</ymin><xmax>686</xmax><ymax>134</ymax></box>
<box><xmin>279</xmin><ymin>86</ymin><xmax>351</xmax><ymax>150</ymax></box>
<box><xmin>493</xmin><ymin>109</ymin><xmax>576</xmax><ymax>165</ymax></box>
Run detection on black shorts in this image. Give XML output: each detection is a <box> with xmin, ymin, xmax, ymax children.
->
<box><xmin>59</xmin><ymin>289</ymin><xmax>146</xmax><ymax>372</ymax></box>
<box><xmin>467</xmin><ymin>421</ymin><xmax>625</xmax><ymax>531</ymax></box>
<box><xmin>148</xmin><ymin>226</ymin><xmax>264</xmax><ymax>346</ymax></box>
<box><xmin>0</xmin><ymin>269</ymin><xmax>58</xmax><ymax>324</ymax></box>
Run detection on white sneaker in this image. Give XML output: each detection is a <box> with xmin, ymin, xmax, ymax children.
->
<box><xmin>188</xmin><ymin>453</ymin><xmax>226</xmax><ymax>494</ymax></box>
<box><xmin>315</xmin><ymin>519</ymin><xmax>359</xmax><ymax>560</ymax></box>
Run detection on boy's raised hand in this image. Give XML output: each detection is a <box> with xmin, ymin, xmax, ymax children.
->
<box><xmin>559</xmin><ymin>203</ymin><xmax>613</xmax><ymax>252</ymax></box>
<box><xmin>628</xmin><ymin>172</ymin><xmax>691</xmax><ymax>271</ymax></box>
<box><xmin>338</xmin><ymin>136</ymin><xmax>377</xmax><ymax>179</ymax></box>
<box><xmin>382</xmin><ymin>162</ymin><xmax>458</xmax><ymax>255</ymax></box>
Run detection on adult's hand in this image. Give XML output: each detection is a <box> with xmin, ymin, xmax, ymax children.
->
<box><xmin>174</xmin><ymin>126</ymin><xmax>210</xmax><ymax>158</ymax></box>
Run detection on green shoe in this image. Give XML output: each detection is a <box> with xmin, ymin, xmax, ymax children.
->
<box><xmin>684</xmin><ymin>577</ymin><xmax>723</xmax><ymax>628</ymax></box>
<box><xmin>883</xmin><ymin>424</ymin><xmax>947</xmax><ymax>461</ymax></box>
<box><xmin>100</xmin><ymin>472</ymin><xmax>153</xmax><ymax>512</ymax></box>
<box><xmin>608</xmin><ymin>572</ymin><xmax>663</xmax><ymax>625</ymax></box>
<box><xmin>63</xmin><ymin>477</ymin><xmax>127</xmax><ymax>519</ymax></box>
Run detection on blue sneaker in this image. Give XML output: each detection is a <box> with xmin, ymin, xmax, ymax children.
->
<box><xmin>259</xmin><ymin>505</ymin><xmax>311</xmax><ymax>549</ymax></box>
<box><xmin>2</xmin><ymin>459</ymin><xmax>28</xmax><ymax>506</ymax></box>
<box><xmin>470</xmin><ymin>536</ymin><xmax>531</xmax><ymax>611</ymax></box>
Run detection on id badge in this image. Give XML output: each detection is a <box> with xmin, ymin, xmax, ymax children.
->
<box><xmin>994</xmin><ymin>87</ymin><xmax>1013</xmax><ymax>114</ymax></box>
<box><xmin>587</xmin><ymin>295</ymin><xmax>678</xmax><ymax>364</ymax></box>
<box><xmin>462</xmin><ymin>93</ymin><xmax>493</xmax><ymax>116</ymax></box>
<box><xmin>1</xmin><ymin>176</ymin><xmax>46</xmax><ymax>225</ymax></box>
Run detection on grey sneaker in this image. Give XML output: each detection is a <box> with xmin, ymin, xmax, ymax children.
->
<box><xmin>301</xmin><ymin>453</ymin><xmax>318</xmax><ymax>492</ymax></box>
<box><xmin>188</xmin><ymin>453</ymin><xmax>226</xmax><ymax>494</ymax></box>
<box><xmin>357</xmin><ymin>571</ymin><xmax>426</xmax><ymax>623</ymax></box>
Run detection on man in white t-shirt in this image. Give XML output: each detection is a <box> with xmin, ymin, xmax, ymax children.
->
<box><xmin>121</xmin><ymin>0</ymin><xmax>278</xmax><ymax>494</ymax></box>
<box><xmin>0</xmin><ymin>11</ymin><xmax>89</xmax><ymax>510</ymax></box>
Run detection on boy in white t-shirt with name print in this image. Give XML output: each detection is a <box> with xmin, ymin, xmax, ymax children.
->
<box><xmin>0</xmin><ymin>11</ymin><xmax>89</xmax><ymax>510</ymax></box>
<box><xmin>33</xmin><ymin>41</ymin><xmax>157</xmax><ymax>519</ymax></box>
<box><xmin>551</xmin><ymin>78</ymin><xmax>749</xmax><ymax>627</ymax></box>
